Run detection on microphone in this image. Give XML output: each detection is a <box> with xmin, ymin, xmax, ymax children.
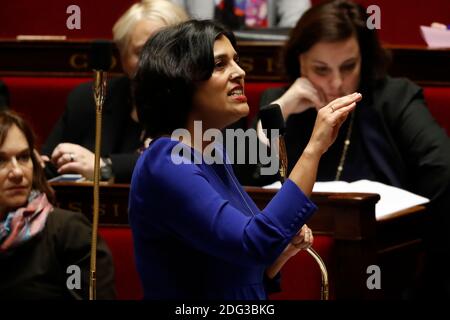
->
<box><xmin>259</xmin><ymin>104</ymin><xmax>287</xmax><ymax>182</ymax></box>
<box><xmin>90</xmin><ymin>40</ymin><xmax>112</xmax><ymax>71</ymax></box>
<box><xmin>259</xmin><ymin>103</ymin><xmax>285</xmax><ymax>135</ymax></box>
<box><xmin>88</xmin><ymin>40</ymin><xmax>112</xmax><ymax>300</ymax></box>
<box><xmin>90</xmin><ymin>40</ymin><xmax>112</xmax><ymax>109</ymax></box>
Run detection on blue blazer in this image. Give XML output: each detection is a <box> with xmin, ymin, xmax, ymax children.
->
<box><xmin>129</xmin><ymin>137</ymin><xmax>317</xmax><ymax>299</ymax></box>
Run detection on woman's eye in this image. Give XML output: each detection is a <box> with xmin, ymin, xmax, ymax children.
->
<box><xmin>314</xmin><ymin>67</ymin><xmax>329</xmax><ymax>75</ymax></box>
<box><xmin>17</xmin><ymin>153</ymin><xmax>31</xmax><ymax>163</ymax></box>
<box><xmin>341</xmin><ymin>63</ymin><xmax>356</xmax><ymax>73</ymax></box>
<box><xmin>215</xmin><ymin>60</ymin><xmax>225</xmax><ymax>69</ymax></box>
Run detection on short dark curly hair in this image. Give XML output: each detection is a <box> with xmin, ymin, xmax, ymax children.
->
<box><xmin>133</xmin><ymin>19</ymin><xmax>237</xmax><ymax>139</ymax></box>
<box><xmin>283</xmin><ymin>0</ymin><xmax>390</xmax><ymax>90</ymax></box>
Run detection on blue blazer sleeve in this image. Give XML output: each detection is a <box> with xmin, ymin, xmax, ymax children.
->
<box><xmin>130</xmin><ymin>138</ymin><xmax>317</xmax><ymax>268</ymax></box>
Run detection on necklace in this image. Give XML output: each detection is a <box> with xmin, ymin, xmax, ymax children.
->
<box><xmin>335</xmin><ymin>110</ymin><xmax>355</xmax><ymax>181</ymax></box>
<box><xmin>222</xmin><ymin>162</ymin><xmax>257</xmax><ymax>217</ymax></box>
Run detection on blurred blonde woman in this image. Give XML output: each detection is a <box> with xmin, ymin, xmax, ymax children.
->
<box><xmin>42</xmin><ymin>0</ymin><xmax>188</xmax><ymax>183</ymax></box>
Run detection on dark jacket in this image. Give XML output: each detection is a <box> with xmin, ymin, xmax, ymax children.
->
<box><xmin>42</xmin><ymin>76</ymin><xmax>142</xmax><ymax>182</ymax></box>
<box><xmin>0</xmin><ymin>80</ymin><xmax>9</xmax><ymax>110</ymax></box>
<box><xmin>257</xmin><ymin>77</ymin><xmax>450</xmax><ymax>198</ymax></box>
<box><xmin>0</xmin><ymin>208</ymin><xmax>116</xmax><ymax>300</ymax></box>
<box><xmin>251</xmin><ymin>76</ymin><xmax>450</xmax><ymax>252</ymax></box>
<box><xmin>250</xmin><ymin>76</ymin><xmax>450</xmax><ymax>298</ymax></box>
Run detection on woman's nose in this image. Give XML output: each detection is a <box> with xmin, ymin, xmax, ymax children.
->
<box><xmin>8</xmin><ymin>158</ymin><xmax>24</xmax><ymax>181</ymax></box>
<box><xmin>230</xmin><ymin>61</ymin><xmax>246</xmax><ymax>80</ymax></box>
<box><xmin>330</xmin><ymin>72</ymin><xmax>343</xmax><ymax>90</ymax></box>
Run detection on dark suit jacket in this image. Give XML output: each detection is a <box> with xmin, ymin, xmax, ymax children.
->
<box><xmin>0</xmin><ymin>80</ymin><xmax>9</xmax><ymax>110</ymax></box>
<box><xmin>42</xmin><ymin>76</ymin><xmax>142</xmax><ymax>182</ymax></box>
<box><xmin>259</xmin><ymin>77</ymin><xmax>450</xmax><ymax>193</ymax></box>
<box><xmin>0</xmin><ymin>208</ymin><xmax>115</xmax><ymax>300</ymax></box>
<box><xmin>256</xmin><ymin>76</ymin><xmax>450</xmax><ymax>252</ymax></box>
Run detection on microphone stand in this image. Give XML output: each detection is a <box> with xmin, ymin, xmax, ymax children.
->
<box><xmin>89</xmin><ymin>69</ymin><xmax>107</xmax><ymax>300</ymax></box>
<box><xmin>306</xmin><ymin>246</ymin><xmax>329</xmax><ymax>300</ymax></box>
<box><xmin>262</xmin><ymin>104</ymin><xmax>329</xmax><ymax>300</ymax></box>
<box><xmin>277</xmin><ymin>135</ymin><xmax>329</xmax><ymax>300</ymax></box>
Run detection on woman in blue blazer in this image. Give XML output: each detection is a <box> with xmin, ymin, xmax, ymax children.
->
<box><xmin>129</xmin><ymin>19</ymin><xmax>361</xmax><ymax>300</ymax></box>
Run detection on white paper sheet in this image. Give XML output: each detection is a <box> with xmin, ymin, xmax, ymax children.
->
<box><xmin>263</xmin><ymin>179</ymin><xmax>430</xmax><ymax>219</ymax></box>
<box><xmin>420</xmin><ymin>25</ymin><xmax>450</xmax><ymax>48</ymax></box>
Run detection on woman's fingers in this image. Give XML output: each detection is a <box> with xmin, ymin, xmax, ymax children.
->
<box><xmin>57</xmin><ymin>156</ymin><xmax>94</xmax><ymax>180</ymax></box>
<box><xmin>281</xmin><ymin>77</ymin><xmax>327</xmax><ymax>115</ymax></box>
<box><xmin>57</xmin><ymin>161</ymin><xmax>82</xmax><ymax>175</ymax></box>
<box><xmin>327</xmin><ymin>92</ymin><xmax>362</xmax><ymax>113</ymax></box>
<box><xmin>300</xmin><ymin>79</ymin><xmax>327</xmax><ymax>108</ymax></box>
<box><xmin>51</xmin><ymin>143</ymin><xmax>74</xmax><ymax>166</ymax></box>
<box><xmin>316</xmin><ymin>86</ymin><xmax>328</xmax><ymax>107</ymax></box>
<box><xmin>321</xmin><ymin>93</ymin><xmax>360</xmax><ymax>127</ymax></box>
<box><xmin>291</xmin><ymin>225</ymin><xmax>314</xmax><ymax>249</ymax></box>
<box><xmin>50</xmin><ymin>143</ymin><xmax>96</xmax><ymax>171</ymax></box>
<box><xmin>296</xmin><ymin>78</ymin><xmax>325</xmax><ymax>109</ymax></box>
<box><xmin>301</xmin><ymin>89</ymin><xmax>324</xmax><ymax>109</ymax></box>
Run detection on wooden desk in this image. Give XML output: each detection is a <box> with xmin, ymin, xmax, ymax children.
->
<box><xmin>51</xmin><ymin>182</ymin><xmax>426</xmax><ymax>299</ymax></box>
<box><xmin>1</xmin><ymin>39</ymin><xmax>449</xmax><ymax>86</ymax></box>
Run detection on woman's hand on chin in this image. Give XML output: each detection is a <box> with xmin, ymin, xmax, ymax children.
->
<box><xmin>274</xmin><ymin>77</ymin><xmax>327</xmax><ymax>121</ymax></box>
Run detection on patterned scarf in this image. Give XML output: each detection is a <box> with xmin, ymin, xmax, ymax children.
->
<box><xmin>0</xmin><ymin>191</ymin><xmax>53</xmax><ymax>252</ymax></box>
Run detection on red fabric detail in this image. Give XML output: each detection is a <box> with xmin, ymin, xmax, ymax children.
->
<box><xmin>269</xmin><ymin>235</ymin><xmax>335</xmax><ymax>300</ymax></box>
<box><xmin>1</xmin><ymin>76</ymin><xmax>90</xmax><ymax>147</ymax></box>
<box><xmin>423</xmin><ymin>87</ymin><xmax>450</xmax><ymax>136</ymax></box>
<box><xmin>98</xmin><ymin>227</ymin><xmax>143</xmax><ymax>300</ymax></box>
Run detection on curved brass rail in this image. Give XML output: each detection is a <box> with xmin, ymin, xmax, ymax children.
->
<box><xmin>306</xmin><ymin>247</ymin><xmax>329</xmax><ymax>300</ymax></box>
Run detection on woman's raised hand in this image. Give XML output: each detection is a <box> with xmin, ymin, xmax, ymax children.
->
<box><xmin>306</xmin><ymin>92</ymin><xmax>362</xmax><ymax>157</ymax></box>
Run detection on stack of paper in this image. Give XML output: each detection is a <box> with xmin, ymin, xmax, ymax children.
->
<box><xmin>48</xmin><ymin>174</ymin><xmax>85</xmax><ymax>182</ymax></box>
<box><xmin>420</xmin><ymin>25</ymin><xmax>450</xmax><ymax>48</ymax></box>
<box><xmin>263</xmin><ymin>179</ymin><xmax>430</xmax><ymax>219</ymax></box>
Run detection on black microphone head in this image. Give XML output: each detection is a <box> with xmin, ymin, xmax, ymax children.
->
<box><xmin>259</xmin><ymin>103</ymin><xmax>285</xmax><ymax>135</ymax></box>
<box><xmin>90</xmin><ymin>40</ymin><xmax>112</xmax><ymax>71</ymax></box>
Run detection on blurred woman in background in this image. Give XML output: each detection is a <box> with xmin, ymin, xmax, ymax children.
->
<box><xmin>42</xmin><ymin>0</ymin><xmax>188</xmax><ymax>182</ymax></box>
<box><xmin>0</xmin><ymin>110</ymin><xmax>115</xmax><ymax>299</ymax></box>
